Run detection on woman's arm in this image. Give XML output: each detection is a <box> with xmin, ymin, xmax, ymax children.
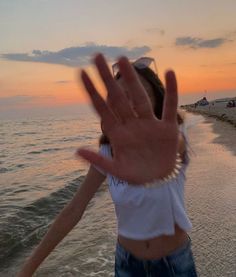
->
<box><xmin>17</xmin><ymin>166</ymin><xmax>106</xmax><ymax>277</ymax></box>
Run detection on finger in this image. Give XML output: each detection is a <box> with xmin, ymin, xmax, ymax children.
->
<box><xmin>80</xmin><ymin>69</ymin><xmax>118</xmax><ymax>135</ymax></box>
<box><xmin>76</xmin><ymin>148</ymin><xmax>115</xmax><ymax>175</ymax></box>
<box><xmin>118</xmin><ymin>56</ymin><xmax>154</xmax><ymax>119</ymax></box>
<box><xmin>162</xmin><ymin>70</ymin><xmax>178</xmax><ymax>122</ymax></box>
<box><xmin>94</xmin><ymin>53</ymin><xmax>136</xmax><ymax>122</ymax></box>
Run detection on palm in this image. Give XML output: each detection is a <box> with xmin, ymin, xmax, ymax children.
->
<box><xmin>78</xmin><ymin>54</ymin><xmax>178</xmax><ymax>185</ymax></box>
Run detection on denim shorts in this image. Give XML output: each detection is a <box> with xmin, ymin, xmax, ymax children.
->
<box><xmin>115</xmin><ymin>235</ymin><xmax>198</xmax><ymax>277</ymax></box>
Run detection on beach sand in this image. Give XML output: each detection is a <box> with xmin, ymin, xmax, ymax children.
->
<box><xmin>183</xmin><ymin>112</ymin><xmax>236</xmax><ymax>276</ymax></box>
<box><xmin>181</xmin><ymin>98</ymin><xmax>236</xmax><ymax>128</ymax></box>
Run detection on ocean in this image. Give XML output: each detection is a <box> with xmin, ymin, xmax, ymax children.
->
<box><xmin>0</xmin><ymin>109</ymin><xmax>235</xmax><ymax>276</ymax></box>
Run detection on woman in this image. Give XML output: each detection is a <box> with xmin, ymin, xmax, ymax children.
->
<box><xmin>18</xmin><ymin>54</ymin><xmax>198</xmax><ymax>276</ymax></box>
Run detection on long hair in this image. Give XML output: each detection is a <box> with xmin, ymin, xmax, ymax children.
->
<box><xmin>99</xmin><ymin>66</ymin><xmax>183</xmax><ymax>148</ymax></box>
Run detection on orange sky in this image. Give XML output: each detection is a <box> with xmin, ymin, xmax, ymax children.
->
<box><xmin>1</xmin><ymin>0</ymin><xmax>236</xmax><ymax>112</ymax></box>
<box><xmin>1</xmin><ymin>44</ymin><xmax>235</xmax><ymax>108</ymax></box>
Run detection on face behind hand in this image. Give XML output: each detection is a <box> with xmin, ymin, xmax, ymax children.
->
<box><xmin>115</xmin><ymin>75</ymin><xmax>156</xmax><ymax>111</ymax></box>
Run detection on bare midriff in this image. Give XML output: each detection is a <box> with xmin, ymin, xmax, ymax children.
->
<box><xmin>118</xmin><ymin>224</ymin><xmax>189</xmax><ymax>260</ymax></box>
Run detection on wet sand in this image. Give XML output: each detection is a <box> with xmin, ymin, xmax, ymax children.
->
<box><xmin>184</xmin><ymin>113</ymin><xmax>236</xmax><ymax>276</ymax></box>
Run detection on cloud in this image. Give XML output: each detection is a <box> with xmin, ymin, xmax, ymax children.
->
<box><xmin>0</xmin><ymin>95</ymin><xmax>54</xmax><ymax>107</ymax></box>
<box><xmin>0</xmin><ymin>43</ymin><xmax>151</xmax><ymax>67</ymax></box>
<box><xmin>54</xmin><ymin>80</ymin><xmax>73</xmax><ymax>84</ymax></box>
<box><xmin>175</xmin><ymin>36</ymin><xmax>231</xmax><ymax>49</ymax></box>
<box><xmin>146</xmin><ymin>28</ymin><xmax>165</xmax><ymax>36</ymax></box>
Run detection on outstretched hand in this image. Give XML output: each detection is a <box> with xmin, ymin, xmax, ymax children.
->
<box><xmin>77</xmin><ymin>54</ymin><xmax>178</xmax><ymax>185</ymax></box>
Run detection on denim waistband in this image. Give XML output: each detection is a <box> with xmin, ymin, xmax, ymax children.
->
<box><xmin>116</xmin><ymin>234</ymin><xmax>192</xmax><ymax>263</ymax></box>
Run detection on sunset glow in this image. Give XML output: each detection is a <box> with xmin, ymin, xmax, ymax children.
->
<box><xmin>1</xmin><ymin>0</ymin><xmax>236</xmax><ymax>117</ymax></box>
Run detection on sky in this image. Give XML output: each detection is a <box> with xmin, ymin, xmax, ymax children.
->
<box><xmin>0</xmin><ymin>0</ymin><xmax>236</xmax><ymax>118</ymax></box>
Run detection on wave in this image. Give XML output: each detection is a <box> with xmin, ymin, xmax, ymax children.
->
<box><xmin>0</xmin><ymin>175</ymin><xmax>86</xmax><ymax>266</ymax></box>
<box><xmin>27</xmin><ymin>148</ymin><xmax>62</xmax><ymax>155</ymax></box>
<box><xmin>58</xmin><ymin>136</ymin><xmax>81</xmax><ymax>142</ymax></box>
<box><xmin>22</xmin><ymin>143</ymin><xmax>36</xmax><ymax>148</ymax></box>
<box><xmin>56</xmin><ymin>135</ymin><xmax>95</xmax><ymax>143</ymax></box>
<box><xmin>0</xmin><ymin>164</ymin><xmax>28</xmax><ymax>174</ymax></box>
<box><xmin>13</xmin><ymin>132</ymin><xmax>38</xmax><ymax>136</ymax></box>
<box><xmin>0</xmin><ymin>167</ymin><xmax>10</xmax><ymax>174</ymax></box>
<box><xmin>15</xmin><ymin>164</ymin><xmax>26</xmax><ymax>169</ymax></box>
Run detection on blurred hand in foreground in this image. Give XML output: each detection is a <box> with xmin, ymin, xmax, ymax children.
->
<box><xmin>77</xmin><ymin>54</ymin><xmax>178</xmax><ymax>185</ymax></box>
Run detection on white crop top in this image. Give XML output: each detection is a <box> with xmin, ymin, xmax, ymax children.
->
<box><xmin>93</xmin><ymin>124</ymin><xmax>193</xmax><ymax>240</ymax></box>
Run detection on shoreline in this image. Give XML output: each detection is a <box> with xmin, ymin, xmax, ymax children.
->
<box><xmin>181</xmin><ymin>98</ymin><xmax>236</xmax><ymax>128</ymax></box>
<box><xmin>182</xmin><ymin>107</ymin><xmax>236</xmax><ymax>128</ymax></box>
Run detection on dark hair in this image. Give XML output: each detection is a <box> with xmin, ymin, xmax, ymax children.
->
<box><xmin>99</xmin><ymin>66</ymin><xmax>183</xmax><ymax>147</ymax></box>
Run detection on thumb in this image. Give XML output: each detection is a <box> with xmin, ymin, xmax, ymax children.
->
<box><xmin>75</xmin><ymin>148</ymin><xmax>114</xmax><ymax>174</ymax></box>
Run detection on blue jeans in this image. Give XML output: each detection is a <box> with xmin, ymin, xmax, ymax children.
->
<box><xmin>115</xmin><ymin>235</ymin><xmax>198</xmax><ymax>277</ymax></box>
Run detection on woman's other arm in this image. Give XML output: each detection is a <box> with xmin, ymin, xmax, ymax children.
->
<box><xmin>17</xmin><ymin>166</ymin><xmax>106</xmax><ymax>277</ymax></box>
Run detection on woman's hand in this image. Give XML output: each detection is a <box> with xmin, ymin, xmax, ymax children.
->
<box><xmin>77</xmin><ymin>53</ymin><xmax>178</xmax><ymax>185</ymax></box>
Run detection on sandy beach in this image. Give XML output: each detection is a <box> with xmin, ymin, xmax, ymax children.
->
<box><xmin>181</xmin><ymin>97</ymin><xmax>236</xmax><ymax>128</ymax></box>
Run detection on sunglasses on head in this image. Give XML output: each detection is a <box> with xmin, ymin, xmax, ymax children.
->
<box><xmin>112</xmin><ymin>57</ymin><xmax>158</xmax><ymax>77</ymax></box>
